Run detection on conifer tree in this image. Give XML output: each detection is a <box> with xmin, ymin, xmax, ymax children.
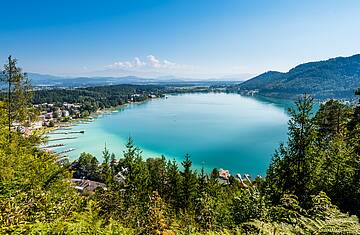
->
<box><xmin>198</xmin><ymin>165</ymin><xmax>208</xmax><ymax>193</ymax></box>
<box><xmin>1</xmin><ymin>56</ymin><xmax>34</xmax><ymax>142</ymax></box>
<box><xmin>346</xmin><ymin>89</ymin><xmax>360</xmax><ymax>215</ymax></box>
<box><xmin>315</xmin><ymin>99</ymin><xmax>350</xmax><ymax>145</ymax></box>
<box><xmin>101</xmin><ymin>144</ymin><xmax>113</xmax><ymax>184</ymax></box>
<box><xmin>266</xmin><ymin>95</ymin><xmax>317</xmax><ymax>204</ymax></box>
<box><xmin>165</xmin><ymin>159</ymin><xmax>181</xmax><ymax>211</ymax></box>
<box><xmin>74</xmin><ymin>152</ymin><xmax>101</xmax><ymax>181</ymax></box>
<box><xmin>180</xmin><ymin>154</ymin><xmax>198</xmax><ymax>210</ymax></box>
<box><xmin>147</xmin><ymin>156</ymin><xmax>167</xmax><ymax>196</ymax></box>
<box><xmin>122</xmin><ymin>137</ymin><xmax>150</xmax><ymax>204</ymax></box>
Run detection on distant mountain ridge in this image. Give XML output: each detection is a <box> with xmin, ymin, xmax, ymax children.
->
<box><xmin>27</xmin><ymin>73</ymin><xmax>192</xmax><ymax>87</ymax></box>
<box><xmin>233</xmin><ymin>54</ymin><xmax>360</xmax><ymax>99</ymax></box>
<box><xmin>26</xmin><ymin>73</ymin><xmax>241</xmax><ymax>87</ymax></box>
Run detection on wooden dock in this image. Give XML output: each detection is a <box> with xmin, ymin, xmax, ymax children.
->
<box><xmin>56</xmin><ymin>148</ymin><xmax>76</xmax><ymax>155</ymax></box>
<box><xmin>42</xmin><ymin>144</ymin><xmax>65</xmax><ymax>149</ymax></box>
<box><xmin>47</xmin><ymin>137</ymin><xmax>77</xmax><ymax>142</ymax></box>
<box><xmin>48</xmin><ymin>130</ymin><xmax>85</xmax><ymax>135</ymax></box>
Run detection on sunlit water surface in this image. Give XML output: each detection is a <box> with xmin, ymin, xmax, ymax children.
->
<box><xmin>49</xmin><ymin>93</ymin><xmax>293</xmax><ymax>176</ymax></box>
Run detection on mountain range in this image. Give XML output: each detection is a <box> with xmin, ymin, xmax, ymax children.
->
<box><xmin>27</xmin><ymin>73</ymin><xmax>164</xmax><ymax>87</ymax></box>
<box><xmin>27</xmin><ymin>73</ymin><xmax>242</xmax><ymax>87</ymax></box>
<box><xmin>230</xmin><ymin>54</ymin><xmax>360</xmax><ymax>99</ymax></box>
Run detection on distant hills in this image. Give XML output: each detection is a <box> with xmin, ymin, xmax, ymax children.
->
<box><xmin>27</xmin><ymin>73</ymin><xmax>162</xmax><ymax>87</ymax></box>
<box><xmin>27</xmin><ymin>73</ymin><xmax>239</xmax><ymax>87</ymax></box>
<box><xmin>230</xmin><ymin>54</ymin><xmax>360</xmax><ymax>99</ymax></box>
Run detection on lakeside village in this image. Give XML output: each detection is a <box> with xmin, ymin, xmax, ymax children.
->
<box><xmin>17</xmin><ymin>92</ymin><xmax>160</xmax><ymax>134</ymax></box>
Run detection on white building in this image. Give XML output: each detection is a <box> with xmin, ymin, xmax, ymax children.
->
<box><xmin>62</xmin><ymin>110</ymin><xmax>70</xmax><ymax>117</ymax></box>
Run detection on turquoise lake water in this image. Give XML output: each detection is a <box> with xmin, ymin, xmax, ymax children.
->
<box><xmin>48</xmin><ymin>93</ymin><xmax>293</xmax><ymax>176</ymax></box>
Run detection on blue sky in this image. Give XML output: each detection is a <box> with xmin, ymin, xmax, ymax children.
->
<box><xmin>0</xmin><ymin>0</ymin><xmax>359</xmax><ymax>79</ymax></box>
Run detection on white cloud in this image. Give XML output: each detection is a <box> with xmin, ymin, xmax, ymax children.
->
<box><xmin>163</xmin><ymin>59</ymin><xmax>176</xmax><ymax>67</ymax></box>
<box><xmin>134</xmin><ymin>57</ymin><xmax>145</xmax><ymax>67</ymax></box>
<box><xmin>107</xmin><ymin>55</ymin><xmax>181</xmax><ymax>70</ymax></box>
<box><xmin>101</xmin><ymin>55</ymin><xmax>249</xmax><ymax>78</ymax></box>
<box><xmin>147</xmin><ymin>55</ymin><xmax>161</xmax><ymax>68</ymax></box>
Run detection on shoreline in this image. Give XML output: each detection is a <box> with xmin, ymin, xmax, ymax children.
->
<box><xmin>42</xmin><ymin>97</ymin><xmax>162</xmax><ymax>136</ymax></box>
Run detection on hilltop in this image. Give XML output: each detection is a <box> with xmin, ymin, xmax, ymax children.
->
<box><xmin>229</xmin><ymin>54</ymin><xmax>360</xmax><ymax>99</ymax></box>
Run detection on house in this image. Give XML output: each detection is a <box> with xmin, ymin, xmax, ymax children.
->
<box><xmin>62</xmin><ymin>110</ymin><xmax>70</xmax><ymax>117</ymax></box>
<box><xmin>54</xmin><ymin>109</ymin><xmax>62</xmax><ymax>118</ymax></box>
<box><xmin>217</xmin><ymin>168</ymin><xmax>230</xmax><ymax>185</ymax></box>
<box><xmin>70</xmin><ymin>179</ymin><xmax>106</xmax><ymax>193</ymax></box>
<box><xmin>32</xmin><ymin>121</ymin><xmax>43</xmax><ymax>129</ymax></box>
<box><xmin>218</xmin><ymin>168</ymin><xmax>230</xmax><ymax>180</ymax></box>
<box><xmin>45</xmin><ymin>112</ymin><xmax>53</xmax><ymax>119</ymax></box>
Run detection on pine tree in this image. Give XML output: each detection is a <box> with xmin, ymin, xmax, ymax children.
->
<box><xmin>315</xmin><ymin>99</ymin><xmax>350</xmax><ymax>145</ymax></box>
<box><xmin>147</xmin><ymin>156</ymin><xmax>167</xmax><ymax>196</ymax></box>
<box><xmin>101</xmin><ymin>144</ymin><xmax>113</xmax><ymax>184</ymax></box>
<box><xmin>266</xmin><ymin>95</ymin><xmax>317</xmax><ymax>204</ymax></box>
<box><xmin>122</xmin><ymin>137</ymin><xmax>150</xmax><ymax>204</ymax></box>
<box><xmin>180</xmin><ymin>154</ymin><xmax>198</xmax><ymax>210</ymax></box>
<box><xmin>1</xmin><ymin>56</ymin><xmax>34</xmax><ymax>142</ymax></box>
<box><xmin>165</xmin><ymin>159</ymin><xmax>181</xmax><ymax>212</ymax></box>
<box><xmin>74</xmin><ymin>152</ymin><xmax>101</xmax><ymax>181</ymax></box>
<box><xmin>198</xmin><ymin>165</ymin><xmax>208</xmax><ymax>194</ymax></box>
<box><xmin>287</xmin><ymin>95</ymin><xmax>316</xmax><ymax>202</ymax></box>
<box><xmin>102</xmin><ymin>143</ymin><xmax>111</xmax><ymax>165</ymax></box>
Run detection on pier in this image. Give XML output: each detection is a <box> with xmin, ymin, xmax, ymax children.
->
<box><xmin>42</xmin><ymin>144</ymin><xmax>65</xmax><ymax>149</ymax></box>
<box><xmin>47</xmin><ymin>137</ymin><xmax>77</xmax><ymax>142</ymax></box>
<box><xmin>56</xmin><ymin>148</ymin><xmax>76</xmax><ymax>155</ymax></box>
<box><xmin>48</xmin><ymin>130</ymin><xmax>85</xmax><ymax>135</ymax></box>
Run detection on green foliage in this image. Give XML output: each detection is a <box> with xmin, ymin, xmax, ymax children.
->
<box><xmin>147</xmin><ymin>156</ymin><xmax>167</xmax><ymax>196</ymax></box>
<box><xmin>33</xmin><ymin>84</ymin><xmax>165</xmax><ymax>112</ymax></box>
<box><xmin>266</xmin><ymin>95</ymin><xmax>318</xmax><ymax>204</ymax></box>
<box><xmin>0</xmin><ymin>124</ymin><xmax>83</xmax><ymax>233</ymax></box>
<box><xmin>315</xmin><ymin>99</ymin><xmax>351</xmax><ymax>143</ymax></box>
<box><xmin>265</xmin><ymin>95</ymin><xmax>360</xmax><ymax>218</ymax></box>
<box><xmin>145</xmin><ymin>191</ymin><xmax>167</xmax><ymax>234</ymax></box>
<box><xmin>73</xmin><ymin>152</ymin><xmax>102</xmax><ymax>181</ymax></box>
<box><xmin>1</xmin><ymin>56</ymin><xmax>37</xmax><ymax>141</ymax></box>
<box><xmin>12</xmin><ymin>202</ymin><xmax>135</xmax><ymax>234</ymax></box>
<box><xmin>121</xmin><ymin>137</ymin><xmax>150</xmax><ymax>195</ymax></box>
<box><xmin>231</xmin><ymin>54</ymin><xmax>360</xmax><ymax>99</ymax></box>
<box><xmin>232</xmin><ymin>189</ymin><xmax>267</xmax><ymax>225</ymax></box>
<box><xmin>165</xmin><ymin>159</ymin><xmax>182</xmax><ymax>211</ymax></box>
<box><xmin>180</xmin><ymin>154</ymin><xmax>198</xmax><ymax>210</ymax></box>
<box><xmin>195</xmin><ymin>191</ymin><xmax>214</xmax><ymax>230</ymax></box>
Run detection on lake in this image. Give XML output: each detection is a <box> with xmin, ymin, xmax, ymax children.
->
<box><xmin>48</xmin><ymin>93</ymin><xmax>293</xmax><ymax>176</ymax></box>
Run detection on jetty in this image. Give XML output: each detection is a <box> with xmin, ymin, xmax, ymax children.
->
<box><xmin>42</xmin><ymin>143</ymin><xmax>64</xmax><ymax>149</ymax></box>
<box><xmin>56</xmin><ymin>155</ymin><xmax>69</xmax><ymax>162</ymax></box>
<box><xmin>57</xmin><ymin>127</ymin><xmax>72</xmax><ymax>130</ymax></box>
<box><xmin>47</xmin><ymin>137</ymin><xmax>77</xmax><ymax>142</ymax></box>
<box><xmin>48</xmin><ymin>130</ymin><xmax>85</xmax><ymax>135</ymax></box>
<box><xmin>57</xmin><ymin>148</ymin><xmax>76</xmax><ymax>155</ymax></box>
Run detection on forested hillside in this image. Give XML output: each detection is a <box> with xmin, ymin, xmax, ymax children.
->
<box><xmin>33</xmin><ymin>85</ymin><xmax>166</xmax><ymax>111</ymax></box>
<box><xmin>229</xmin><ymin>54</ymin><xmax>360</xmax><ymax>99</ymax></box>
